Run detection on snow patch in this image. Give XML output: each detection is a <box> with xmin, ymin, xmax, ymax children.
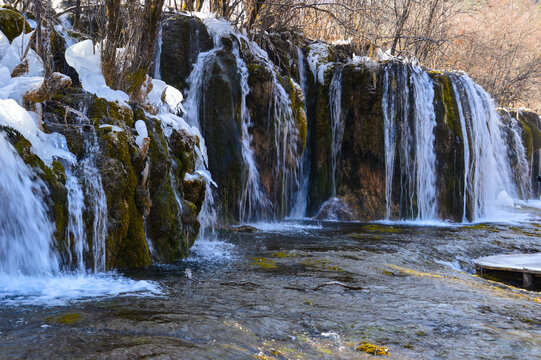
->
<box><xmin>0</xmin><ymin>31</ymin><xmax>44</xmax><ymax>77</ymax></box>
<box><xmin>99</xmin><ymin>124</ymin><xmax>123</xmax><ymax>132</ymax></box>
<box><xmin>0</xmin><ymin>99</ymin><xmax>74</xmax><ymax>165</ymax></box>
<box><xmin>65</xmin><ymin>40</ymin><xmax>129</xmax><ymax>104</ymax></box>
<box><xmin>134</xmin><ymin>120</ymin><xmax>148</xmax><ymax>148</ymax></box>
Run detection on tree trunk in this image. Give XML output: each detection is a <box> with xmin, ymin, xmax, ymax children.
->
<box><xmin>102</xmin><ymin>0</ymin><xmax>121</xmax><ymax>88</ymax></box>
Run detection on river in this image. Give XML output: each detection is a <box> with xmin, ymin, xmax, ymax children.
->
<box><xmin>2</xmin><ymin>206</ymin><xmax>541</xmax><ymax>359</ymax></box>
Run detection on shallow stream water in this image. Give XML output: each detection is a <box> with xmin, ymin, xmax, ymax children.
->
<box><xmin>2</xmin><ymin>207</ymin><xmax>541</xmax><ymax>359</ymax></box>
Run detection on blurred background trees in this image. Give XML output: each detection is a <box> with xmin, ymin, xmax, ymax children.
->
<box><xmin>5</xmin><ymin>0</ymin><xmax>541</xmax><ymax>110</ymax></box>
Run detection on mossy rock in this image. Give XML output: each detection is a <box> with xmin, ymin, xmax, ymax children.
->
<box><xmin>159</xmin><ymin>14</ymin><xmax>214</xmax><ymax>91</ymax></box>
<box><xmin>87</xmin><ymin>96</ymin><xmax>134</xmax><ymax>128</ymax></box>
<box><xmin>0</xmin><ymin>9</ymin><xmax>31</xmax><ymax>41</ymax></box>
<box><xmin>142</xmin><ymin>115</ymin><xmax>187</xmax><ymax>261</ymax></box>
<box><xmin>94</xmin><ymin>119</ymin><xmax>150</xmax><ymax>269</ymax></box>
<box><xmin>430</xmin><ymin>72</ymin><xmax>466</xmax><ymax>221</ymax></box>
<box><xmin>325</xmin><ymin>63</ymin><xmax>384</xmax><ymax>219</ymax></box>
<box><xmin>196</xmin><ymin>49</ymin><xmax>243</xmax><ymax>221</ymax></box>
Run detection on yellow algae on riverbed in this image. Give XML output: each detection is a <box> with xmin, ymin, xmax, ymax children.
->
<box><xmin>45</xmin><ymin>313</ymin><xmax>81</xmax><ymax>325</ymax></box>
<box><xmin>386</xmin><ymin>264</ymin><xmax>444</xmax><ymax>278</ymax></box>
<box><xmin>250</xmin><ymin>257</ymin><xmax>277</xmax><ymax>269</ymax></box>
<box><xmin>356</xmin><ymin>341</ymin><xmax>389</xmax><ymax>355</ymax></box>
<box><xmin>362</xmin><ymin>224</ymin><xmax>402</xmax><ymax>233</ymax></box>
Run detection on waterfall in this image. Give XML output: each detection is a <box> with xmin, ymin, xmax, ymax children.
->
<box><xmin>329</xmin><ymin>66</ymin><xmax>344</xmax><ymax>197</ymax></box>
<box><xmin>235</xmin><ymin>43</ymin><xmax>270</xmax><ymax>223</ymax></box>
<box><xmin>289</xmin><ymin>47</ymin><xmax>310</xmax><ymax>219</ymax></box>
<box><xmin>452</xmin><ymin>74</ymin><xmax>517</xmax><ymax>220</ymax></box>
<box><xmin>382</xmin><ymin>67</ymin><xmax>401</xmax><ymax>219</ymax></box>
<box><xmin>381</xmin><ymin>62</ymin><xmax>438</xmax><ymax>220</ymax></box>
<box><xmin>65</xmin><ymin>169</ymin><xmax>86</xmax><ymax>271</ymax></box>
<box><xmin>191</xmin><ymin>15</ymin><xmax>304</xmax><ymax>221</ymax></box>
<box><xmin>0</xmin><ymin>132</ymin><xmax>58</xmax><ymax>276</ymax></box>
<box><xmin>501</xmin><ymin>110</ymin><xmax>531</xmax><ymax>199</ymax></box>
<box><xmin>451</xmin><ymin>80</ymin><xmax>471</xmax><ymax>222</ymax></box>
<box><xmin>154</xmin><ymin>25</ymin><xmax>163</xmax><ymax>80</ymax></box>
<box><xmin>269</xmin><ymin>71</ymin><xmax>302</xmax><ymax>218</ymax></box>
<box><xmin>183</xmin><ymin>49</ymin><xmax>219</xmax><ymax>234</ymax></box>
<box><xmin>79</xmin><ymin>134</ymin><xmax>108</xmax><ymax>272</ymax></box>
<box><xmin>410</xmin><ymin>66</ymin><xmax>438</xmax><ymax>219</ymax></box>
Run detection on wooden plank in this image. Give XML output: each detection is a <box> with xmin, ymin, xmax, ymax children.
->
<box><xmin>475</xmin><ymin>253</ymin><xmax>541</xmax><ymax>275</ymax></box>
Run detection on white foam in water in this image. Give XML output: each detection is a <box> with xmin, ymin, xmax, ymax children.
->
<box><xmin>375</xmin><ymin>219</ymin><xmax>454</xmax><ymax>228</ymax></box>
<box><xmin>0</xmin><ymin>273</ymin><xmax>162</xmax><ymax>307</ymax></box>
<box><xmin>186</xmin><ymin>239</ymin><xmax>236</xmax><ymax>263</ymax></box>
<box><xmin>249</xmin><ymin>222</ymin><xmax>323</xmax><ymax>232</ymax></box>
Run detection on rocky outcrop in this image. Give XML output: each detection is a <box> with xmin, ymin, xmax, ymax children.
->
<box><xmin>159</xmin><ymin>15</ymin><xmax>214</xmax><ymax>91</ymax></box>
<box><xmin>39</xmin><ymin>89</ymin><xmax>204</xmax><ymax>269</ymax></box>
<box><xmin>159</xmin><ymin>15</ymin><xmax>308</xmax><ymax>222</ymax></box>
<box><xmin>0</xmin><ymin>8</ymin><xmax>31</xmax><ymax>41</ymax></box>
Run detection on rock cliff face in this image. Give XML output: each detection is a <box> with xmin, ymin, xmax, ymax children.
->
<box><xmin>158</xmin><ymin>14</ymin><xmax>541</xmax><ymax>223</ymax></box>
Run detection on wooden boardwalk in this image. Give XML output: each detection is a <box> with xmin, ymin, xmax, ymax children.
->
<box><xmin>475</xmin><ymin>253</ymin><xmax>541</xmax><ymax>290</ymax></box>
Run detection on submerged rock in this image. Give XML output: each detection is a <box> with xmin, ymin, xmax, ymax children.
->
<box><xmin>313</xmin><ymin>197</ymin><xmax>356</xmax><ymax>221</ymax></box>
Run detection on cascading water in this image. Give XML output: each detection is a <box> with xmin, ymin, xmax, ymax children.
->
<box><xmin>65</xmin><ymin>168</ymin><xmax>86</xmax><ymax>271</ymax></box>
<box><xmin>329</xmin><ymin>66</ymin><xmax>344</xmax><ymax>197</ymax></box>
<box><xmin>191</xmin><ymin>15</ymin><xmax>305</xmax><ymax>222</ymax></box>
<box><xmin>452</xmin><ymin>73</ymin><xmax>517</xmax><ymax>220</ymax></box>
<box><xmin>235</xmin><ymin>43</ymin><xmax>271</xmax><ymax>222</ymax></box>
<box><xmin>0</xmin><ymin>132</ymin><xmax>58</xmax><ymax>276</ymax></box>
<box><xmin>382</xmin><ymin>67</ymin><xmax>402</xmax><ymax>219</ymax></box>
<box><xmin>66</xmin><ymin>107</ymin><xmax>109</xmax><ymax>272</ymax></box>
<box><xmin>382</xmin><ymin>62</ymin><xmax>438</xmax><ymax>220</ymax></box>
<box><xmin>500</xmin><ymin>109</ymin><xmax>532</xmax><ymax>199</ymax></box>
<box><xmin>79</xmin><ymin>135</ymin><xmax>108</xmax><ymax>272</ymax></box>
<box><xmin>268</xmin><ymin>68</ymin><xmax>303</xmax><ymax>218</ymax></box>
<box><xmin>182</xmin><ymin>49</ymin><xmax>219</xmax><ymax>234</ymax></box>
<box><xmin>410</xmin><ymin>66</ymin><xmax>438</xmax><ymax>219</ymax></box>
<box><xmin>451</xmin><ymin>80</ymin><xmax>471</xmax><ymax>221</ymax></box>
<box><xmin>288</xmin><ymin>47</ymin><xmax>310</xmax><ymax>219</ymax></box>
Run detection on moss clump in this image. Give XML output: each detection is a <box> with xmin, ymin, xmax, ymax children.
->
<box><xmin>362</xmin><ymin>224</ymin><xmax>402</xmax><ymax>233</ymax></box>
<box><xmin>462</xmin><ymin>223</ymin><xmax>500</xmax><ymax>232</ymax></box>
<box><xmin>250</xmin><ymin>257</ymin><xmax>277</xmax><ymax>269</ymax></box>
<box><xmin>356</xmin><ymin>341</ymin><xmax>389</xmax><ymax>356</ymax></box>
<box><xmin>0</xmin><ymin>9</ymin><xmax>31</xmax><ymax>41</ymax></box>
<box><xmin>46</xmin><ymin>313</ymin><xmax>81</xmax><ymax>325</ymax></box>
<box><xmin>87</xmin><ymin>96</ymin><xmax>134</xmax><ymax>127</ymax></box>
<box><xmin>270</xmin><ymin>251</ymin><xmax>290</xmax><ymax>258</ymax></box>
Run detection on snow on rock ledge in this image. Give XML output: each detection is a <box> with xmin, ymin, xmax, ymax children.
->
<box><xmin>0</xmin><ymin>99</ymin><xmax>74</xmax><ymax>165</ymax></box>
<box><xmin>65</xmin><ymin>40</ymin><xmax>129</xmax><ymax>104</ymax></box>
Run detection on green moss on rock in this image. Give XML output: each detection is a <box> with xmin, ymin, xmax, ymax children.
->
<box><xmin>0</xmin><ymin>9</ymin><xmax>31</xmax><ymax>41</ymax></box>
<box><xmin>87</xmin><ymin>96</ymin><xmax>134</xmax><ymax>127</ymax></box>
